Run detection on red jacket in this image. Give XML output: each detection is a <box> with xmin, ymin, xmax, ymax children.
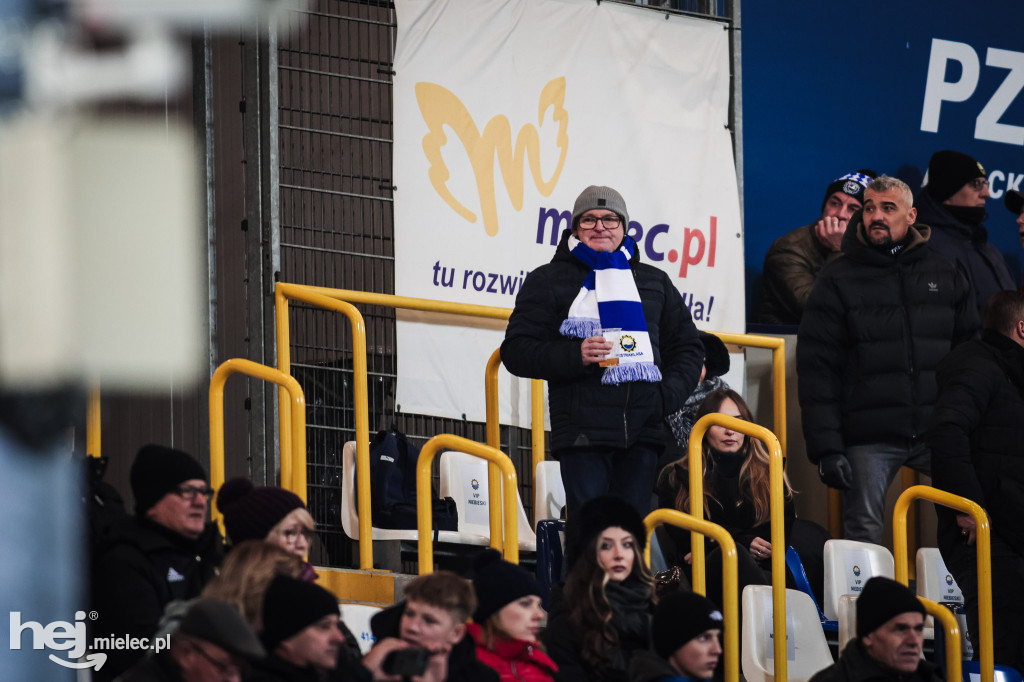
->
<box><xmin>468</xmin><ymin>623</ymin><xmax>559</xmax><ymax>682</ymax></box>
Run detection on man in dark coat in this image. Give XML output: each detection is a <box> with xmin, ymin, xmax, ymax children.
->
<box><xmin>798</xmin><ymin>175</ymin><xmax>977</xmax><ymax>543</ymax></box>
<box><xmin>116</xmin><ymin>598</ymin><xmax>264</xmax><ymax>682</ymax></box>
<box><xmin>808</xmin><ymin>577</ymin><xmax>940</xmax><ymax>682</ymax></box>
<box><xmin>759</xmin><ymin>169</ymin><xmax>875</xmax><ymax>325</ymax></box>
<box><xmin>362</xmin><ymin>571</ymin><xmax>498</xmax><ymax>682</ymax></box>
<box><xmin>927</xmin><ymin>289</ymin><xmax>1024</xmax><ymax>672</ymax></box>
<box><xmin>915</xmin><ymin>150</ymin><xmax>1016</xmax><ymax>316</ymax></box>
<box><xmin>501</xmin><ymin>185</ymin><xmax>703</xmax><ymax>518</ymax></box>
<box><xmin>92</xmin><ymin>445</ymin><xmax>224</xmax><ymax>680</ymax></box>
<box><xmin>1006</xmin><ymin>189</ymin><xmax>1024</xmax><ymax>254</ymax></box>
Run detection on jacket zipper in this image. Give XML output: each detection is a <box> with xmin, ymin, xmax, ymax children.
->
<box><xmin>623</xmin><ymin>383</ymin><xmax>631</xmax><ymax>445</ymax></box>
<box><xmin>510</xmin><ymin>659</ymin><xmax>526</xmax><ymax>682</ymax></box>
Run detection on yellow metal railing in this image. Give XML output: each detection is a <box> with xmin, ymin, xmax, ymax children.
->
<box><xmin>645</xmin><ymin>509</ymin><xmax>739</xmax><ymax>682</ymax></box>
<box><xmin>87</xmin><ymin>384</ymin><xmax>101</xmax><ymax>458</ymax></box>
<box><xmin>920</xmin><ymin>596</ymin><xmax>963</xmax><ymax>682</ymax></box>
<box><xmin>894</xmin><ymin>485</ymin><xmax>992</xmax><ymax>682</ymax></box>
<box><xmin>275</xmin><ymin>282</ymin><xmax>511</xmax><ymax>570</ymax></box>
<box><xmin>415</xmin><ymin>434</ymin><xmax>519</xmax><ymax>573</ymax></box>
<box><xmin>688</xmin><ymin>413</ymin><xmax>788</xmax><ymax>679</ymax></box>
<box><xmin>209</xmin><ymin>358</ymin><xmax>308</xmax><ymax>532</ymax></box>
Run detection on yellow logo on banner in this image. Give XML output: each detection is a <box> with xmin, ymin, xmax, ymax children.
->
<box><xmin>415</xmin><ymin>77</ymin><xmax>569</xmax><ymax>237</ymax></box>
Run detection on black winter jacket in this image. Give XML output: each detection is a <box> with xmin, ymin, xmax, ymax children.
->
<box><xmin>914</xmin><ymin>191</ymin><xmax>1016</xmax><ymax>318</ymax></box>
<box><xmin>369</xmin><ymin>602</ymin><xmax>499</xmax><ymax>682</ymax></box>
<box><xmin>797</xmin><ymin>212</ymin><xmax>978</xmax><ymax>464</ymax></box>
<box><xmin>501</xmin><ymin>230</ymin><xmax>703</xmax><ymax>452</ymax></box>
<box><xmin>807</xmin><ymin>639</ymin><xmax>943</xmax><ymax>682</ymax></box>
<box><xmin>927</xmin><ymin>329</ymin><xmax>1024</xmax><ymax>556</ymax></box>
<box><xmin>92</xmin><ymin>517</ymin><xmax>223</xmax><ymax>680</ymax></box>
<box><xmin>245</xmin><ymin>654</ymin><xmax>325</xmax><ymax>682</ymax></box>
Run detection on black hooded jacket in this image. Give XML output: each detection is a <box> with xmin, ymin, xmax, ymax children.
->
<box><xmin>92</xmin><ymin>517</ymin><xmax>223</xmax><ymax>680</ymax></box>
<box><xmin>797</xmin><ymin>211</ymin><xmax>978</xmax><ymax>464</ymax></box>
<box><xmin>928</xmin><ymin>329</ymin><xmax>1024</xmax><ymax>556</ymax></box>
<box><xmin>501</xmin><ymin>230</ymin><xmax>703</xmax><ymax>452</ymax></box>
<box><xmin>914</xmin><ymin>191</ymin><xmax>1015</xmax><ymax>318</ymax></box>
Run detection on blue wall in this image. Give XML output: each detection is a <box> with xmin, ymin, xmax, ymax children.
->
<box><xmin>742</xmin><ymin>0</ymin><xmax>1024</xmax><ymax>320</ymax></box>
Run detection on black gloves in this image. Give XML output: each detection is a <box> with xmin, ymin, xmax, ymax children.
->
<box><xmin>818</xmin><ymin>453</ymin><xmax>853</xmax><ymax>490</ymax></box>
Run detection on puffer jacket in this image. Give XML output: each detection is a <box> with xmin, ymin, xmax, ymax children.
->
<box><xmin>797</xmin><ymin>211</ymin><xmax>978</xmax><ymax>464</ymax></box>
<box><xmin>915</xmin><ymin>191</ymin><xmax>1016</xmax><ymax>317</ymax></box>
<box><xmin>468</xmin><ymin>623</ymin><xmax>558</xmax><ymax>682</ymax></box>
<box><xmin>501</xmin><ymin>230</ymin><xmax>703</xmax><ymax>452</ymax></box>
<box><xmin>759</xmin><ymin>223</ymin><xmax>842</xmax><ymax>325</ymax></box>
<box><xmin>928</xmin><ymin>329</ymin><xmax>1024</xmax><ymax>556</ymax></box>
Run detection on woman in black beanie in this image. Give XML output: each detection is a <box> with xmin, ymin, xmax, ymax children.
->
<box><xmin>542</xmin><ymin>495</ymin><xmax>654</xmax><ymax>682</ymax></box>
<box><xmin>469</xmin><ymin>549</ymin><xmax>558</xmax><ymax>682</ymax></box>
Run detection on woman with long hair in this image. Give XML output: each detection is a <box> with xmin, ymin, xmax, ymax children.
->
<box><xmin>469</xmin><ymin>549</ymin><xmax>558</xmax><ymax>682</ymax></box>
<box><xmin>657</xmin><ymin>388</ymin><xmax>827</xmax><ymax>605</ymax></box>
<box><xmin>200</xmin><ymin>540</ymin><xmax>303</xmax><ymax>632</ymax></box>
<box><xmin>543</xmin><ymin>495</ymin><xmax>654</xmax><ymax>682</ymax></box>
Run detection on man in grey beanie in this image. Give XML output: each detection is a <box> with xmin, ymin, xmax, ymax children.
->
<box><xmin>808</xmin><ymin>577</ymin><xmax>940</xmax><ymax>682</ymax></box>
<box><xmin>502</xmin><ymin>185</ymin><xmax>703</xmax><ymax>519</ymax></box>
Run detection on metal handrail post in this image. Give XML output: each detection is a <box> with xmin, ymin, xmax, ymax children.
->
<box><xmin>893</xmin><ymin>485</ymin><xmax>992</xmax><ymax>682</ymax></box>
<box><xmin>688</xmin><ymin>413</ymin><xmax>787</xmax><ymax>679</ymax></box>
<box><xmin>645</xmin><ymin>509</ymin><xmax>739</xmax><ymax>682</ymax></box>
<box><xmin>416</xmin><ymin>434</ymin><xmax>518</xmax><ymax>573</ymax></box>
<box><xmin>485</xmin><ymin>349</ymin><xmax>505</xmax><ymax>552</ymax></box>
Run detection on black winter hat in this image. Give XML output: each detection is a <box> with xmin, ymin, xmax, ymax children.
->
<box><xmin>1005</xmin><ymin>190</ymin><xmax>1023</xmax><ymax>216</ymax></box>
<box><xmin>180</xmin><ymin>598</ymin><xmax>265</xmax><ymax>660</ymax></box>
<box><xmin>130</xmin><ymin>444</ymin><xmax>207</xmax><ymax>515</ymax></box>
<box><xmin>566</xmin><ymin>495</ymin><xmax>646</xmax><ymax>570</ymax></box>
<box><xmin>471</xmin><ymin>549</ymin><xmax>541</xmax><ymax>624</ymax></box>
<box><xmin>856</xmin><ymin>577</ymin><xmax>925</xmax><ymax>638</ymax></box>
<box><xmin>820</xmin><ymin>169</ymin><xmax>877</xmax><ymax>213</ymax></box>
<box><xmin>216</xmin><ymin>477</ymin><xmax>306</xmax><ymax>544</ymax></box>
<box><xmin>925</xmin><ymin>150</ymin><xmax>986</xmax><ymax>203</ymax></box>
<box><xmin>699</xmin><ymin>331</ymin><xmax>730</xmax><ymax>380</ymax></box>
<box><xmin>652</xmin><ymin>590</ymin><xmax>724</xmax><ymax>658</ymax></box>
<box><xmin>261</xmin><ymin>575</ymin><xmax>338</xmax><ymax>649</ymax></box>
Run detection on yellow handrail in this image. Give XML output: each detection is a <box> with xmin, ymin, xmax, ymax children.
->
<box><xmin>920</xmin><ymin>596</ymin><xmax>962</xmax><ymax>682</ymax></box>
<box><xmin>415</xmin><ymin>434</ymin><xmax>519</xmax><ymax>573</ymax></box>
<box><xmin>274</xmin><ymin>283</ymin><xmax>372</xmax><ymax>568</ymax></box>
<box><xmin>209</xmin><ymin>358</ymin><xmax>308</xmax><ymax>533</ymax></box>
<box><xmin>87</xmin><ymin>384</ymin><xmax>101</xmax><ymax>458</ymax></box>
<box><xmin>485</xmin><ymin>350</ymin><xmax>505</xmax><ymax>552</ymax></box>
<box><xmin>710</xmin><ymin>332</ymin><xmax>786</xmax><ymax>458</ymax></box>
<box><xmin>688</xmin><ymin>413</ymin><xmax>787</xmax><ymax>680</ymax></box>
<box><xmin>645</xmin><ymin>509</ymin><xmax>739</xmax><ymax>682</ymax></box>
<box><xmin>893</xmin><ymin>485</ymin><xmax>992</xmax><ymax>682</ymax></box>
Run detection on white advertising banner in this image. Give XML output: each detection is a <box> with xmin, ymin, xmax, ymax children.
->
<box><xmin>393</xmin><ymin>0</ymin><xmax>743</xmax><ymax>427</ymax></box>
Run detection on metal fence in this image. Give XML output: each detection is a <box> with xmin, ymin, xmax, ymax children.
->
<box><xmin>272</xmin><ymin>0</ymin><xmax>734</xmax><ymax>568</ymax></box>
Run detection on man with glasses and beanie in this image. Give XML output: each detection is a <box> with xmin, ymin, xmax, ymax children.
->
<box><xmin>502</xmin><ymin>185</ymin><xmax>704</xmax><ymax>519</ymax></box>
<box><xmin>92</xmin><ymin>444</ymin><xmax>224</xmax><ymax>680</ymax></box>
<box><xmin>915</xmin><ymin>149</ymin><xmax>1016</xmax><ymax>316</ymax></box>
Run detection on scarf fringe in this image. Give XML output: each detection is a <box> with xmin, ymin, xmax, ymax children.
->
<box><xmin>601</xmin><ymin>362</ymin><xmax>662</xmax><ymax>385</ymax></box>
<box><xmin>559</xmin><ymin>317</ymin><xmax>601</xmax><ymax>339</ymax></box>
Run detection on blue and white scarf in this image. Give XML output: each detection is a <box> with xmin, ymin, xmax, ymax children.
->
<box><xmin>559</xmin><ymin>235</ymin><xmax>662</xmax><ymax>385</ymax></box>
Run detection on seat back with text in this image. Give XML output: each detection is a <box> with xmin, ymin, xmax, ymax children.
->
<box><xmin>438</xmin><ymin>450</ymin><xmax>536</xmax><ymax>550</ymax></box>
<box><xmin>823</xmin><ymin>539</ymin><xmax>895</xmax><ymax>621</ymax></box>
<box><xmin>741</xmin><ymin>585</ymin><xmax>834</xmax><ymax>682</ymax></box>
<box><xmin>916</xmin><ymin>547</ymin><xmax>964</xmax><ymax>605</ymax></box>
<box><xmin>338</xmin><ymin>603</ymin><xmax>382</xmax><ymax>654</ymax></box>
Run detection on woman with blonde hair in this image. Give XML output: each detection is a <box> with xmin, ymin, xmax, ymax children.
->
<box><xmin>216</xmin><ymin>477</ymin><xmax>318</xmax><ymax>581</ymax></box>
<box><xmin>543</xmin><ymin>495</ymin><xmax>654</xmax><ymax>682</ymax></box>
<box><xmin>657</xmin><ymin>388</ymin><xmax>827</xmax><ymax>605</ymax></box>
<box><xmin>200</xmin><ymin>540</ymin><xmax>303</xmax><ymax>631</ymax></box>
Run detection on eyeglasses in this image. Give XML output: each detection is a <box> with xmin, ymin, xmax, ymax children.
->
<box><xmin>188</xmin><ymin>640</ymin><xmax>244</xmax><ymax>680</ymax></box>
<box><xmin>970</xmin><ymin>178</ymin><xmax>989</xmax><ymax>191</ymax></box>
<box><xmin>280</xmin><ymin>527</ymin><xmax>315</xmax><ymax>544</ymax></box>
<box><xmin>175</xmin><ymin>485</ymin><xmax>214</xmax><ymax>500</ymax></box>
<box><xmin>578</xmin><ymin>215</ymin><xmax>622</xmax><ymax>230</ymax></box>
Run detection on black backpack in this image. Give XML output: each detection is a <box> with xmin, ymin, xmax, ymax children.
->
<box><xmin>360</xmin><ymin>428</ymin><xmax>458</xmax><ymax>531</ymax></box>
